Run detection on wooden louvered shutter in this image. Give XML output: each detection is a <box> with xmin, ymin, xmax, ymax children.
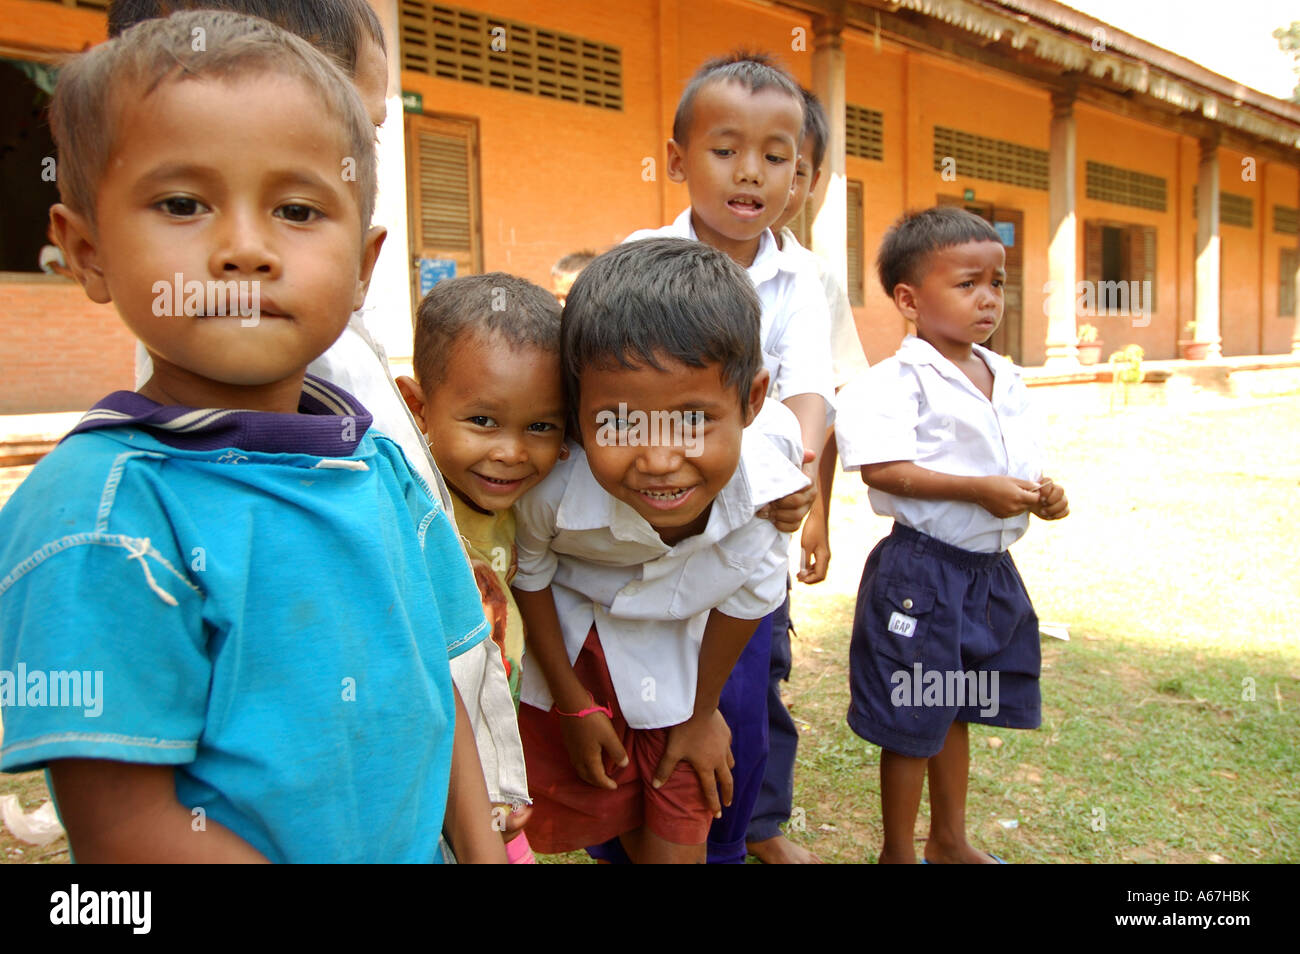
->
<box><xmin>406</xmin><ymin>114</ymin><xmax>483</xmax><ymax>297</ymax></box>
<box><xmin>1128</xmin><ymin>225</ymin><xmax>1156</xmax><ymax>314</ymax></box>
<box><xmin>1281</xmin><ymin>248</ymin><xmax>1298</xmax><ymax>317</ymax></box>
<box><xmin>1084</xmin><ymin>220</ymin><xmax>1103</xmax><ymax>289</ymax></box>
<box><xmin>846</xmin><ymin>179</ymin><xmax>864</xmax><ymax>306</ymax></box>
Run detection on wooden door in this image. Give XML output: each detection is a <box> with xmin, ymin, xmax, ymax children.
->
<box><xmin>405</xmin><ymin>113</ymin><xmax>483</xmax><ymax>306</ymax></box>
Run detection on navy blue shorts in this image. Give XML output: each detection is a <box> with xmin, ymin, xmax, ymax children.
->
<box><xmin>847</xmin><ymin>523</ymin><xmax>1041</xmax><ymax>758</ymax></box>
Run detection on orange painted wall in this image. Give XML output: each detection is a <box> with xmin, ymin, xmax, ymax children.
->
<box><xmin>399</xmin><ymin>0</ymin><xmax>665</xmax><ymax>288</ymax></box>
<box><xmin>1218</xmin><ymin>147</ymin><xmax>1262</xmax><ymax>356</ymax></box>
<box><xmin>1074</xmin><ymin>105</ymin><xmax>1182</xmax><ymax>361</ymax></box>
<box><xmin>1262</xmin><ymin>161</ymin><xmax>1300</xmax><ymax>354</ymax></box>
<box><xmin>0</xmin><ymin>0</ymin><xmax>105</xmax><ymax>55</ymax></box>
<box><xmin>844</xmin><ymin>34</ymin><xmax>906</xmax><ymax>363</ymax></box>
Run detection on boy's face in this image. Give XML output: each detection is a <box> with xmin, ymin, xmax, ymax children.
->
<box><xmin>771</xmin><ymin>131</ymin><xmax>820</xmax><ymax>235</ymax></box>
<box><xmin>666</xmin><ymin>80</ymin><xmax>802</xmax><ymax>265</ymax></box>
<box><xmin>402</xmin><ymin>331</ymin><xmax>567</xmax><ymax>513</ymax></box>
<box><xmin>577</xmin><ymin>354</ymin><xmax>766</xmax><ymax>545</ymax></box>
<box><xmin>898</xmin><ymin>240</ymin><xmax>1006</xmax><ymax>357</ymax></box>
<box><xmin>52</xmin><ymin>73</ymin><xmax>383</xmax><ymax>407</ymax></box>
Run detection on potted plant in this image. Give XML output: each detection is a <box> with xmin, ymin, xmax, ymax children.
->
<box><xmin>1076</xmin><ymin>323</ymin><xmax>1103</xmax><ymax>365</ymax></box>
<box><xmin>1179</xmin><ymin>321</ymin><xmax>1210</xmax><ymax>360</ymax></box>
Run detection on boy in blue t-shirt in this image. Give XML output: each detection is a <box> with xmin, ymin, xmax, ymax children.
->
<box><xmin>0</xmin><ymin>11</ymin><xmax>504</xmax><ymax>863</ymax></box>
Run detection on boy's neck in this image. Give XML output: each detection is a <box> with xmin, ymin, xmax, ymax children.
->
<box><xmin>689</xmin><ymin>209</ymin><xmax>761</xmax><ymax>268</ymax></box>
<box><xmin>138</xmin><ymin>360</ymin><xmax>308</xmax><ymax>414</ymax></box>
<box><xmin>446</xmin><ymin>480</ymin><xmax>498</xmax><ymax>518</ymax></box>
<box><xmin>654</xmin><ymin>500</ymin><xmax>713</xmax><ymax>546</ymax></box>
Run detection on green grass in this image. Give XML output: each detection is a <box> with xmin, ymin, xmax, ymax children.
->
<box><xmin>4</xmin><ymin>384</ymin><xmax>1298</xmax><ymax>863</ymax></box>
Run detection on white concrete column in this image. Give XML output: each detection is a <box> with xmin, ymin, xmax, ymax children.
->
<box><xmin>1194</xmin><ymin>136</ymin><xmax>1223</xmax><ymax>359</ymax></box>
<box><xmin>366</xmin><ymin>0</ymin><xmax>415</xmax><ymax>363</ymax></box>
<box><xmin>1045</xmin><ymin>89</ymin><xmax>1080</xmax><ymax>366</ymax></box>
<box><xmin>810</xmin><ymin>14</ymin><xmax>847</xmax><ymax>291</ymax></box>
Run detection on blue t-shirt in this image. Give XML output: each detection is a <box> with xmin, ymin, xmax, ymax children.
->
<box><xmin>0</xmin><ymin>378</ymin><xmax>487</xmax><ymax>862</ymax></box>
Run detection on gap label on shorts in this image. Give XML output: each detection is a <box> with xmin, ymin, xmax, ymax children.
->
<box><xmin>888</xmin><ymin>612</ymin><xmax>917</xmax><ymax>638</ymax></box>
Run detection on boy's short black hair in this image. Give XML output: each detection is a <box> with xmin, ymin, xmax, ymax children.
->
<box><xmin>876</xmin><ymin>207</ymin><xmax>1003</xmax><ymax>298</ymax></box>
<box><xmin>672</xmin><ymin>50</ymin><xmax>803</xmax><ymax>146</ymax></box>
<box><xmin>551</xmin><ymin>249</ymin><xmax>598</xmax><ymax>277</ymax></box>
<box><xmin>412</xmin><ymin>273</ymin><xmax>561</xmax><ymax>392</ymax></box>
<box><xmin>561</xmin><ymin>238</ymin><xmax>762</xmax><ymax>419</ymax></box>
<box><xmin>800</xmin><ymin>87</ymin><xmax>829</xmax><ymax>172</ymax></box>
<box><xmin>107</xmin><ymin>0</ymin><xmax>385</xmax><ymax>74</ymax></box>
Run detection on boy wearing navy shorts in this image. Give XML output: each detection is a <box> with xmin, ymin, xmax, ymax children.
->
<box><xmin>835</xmin><ymin>207</ymin><xmax>1069</xmax><ymax>864</ymax></box>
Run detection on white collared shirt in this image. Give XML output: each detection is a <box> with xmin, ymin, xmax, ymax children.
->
<box><xmin>836</xmin><ymin>335</ymin><xmax>1045</xmax><ymax>553</ymax></box>
<box><xmin>777</xmin><ymin>227</ymin><xmax>869</xmax><ymax>388</ymax></box>
<box><xmin>625</xmin><ymin>210</ymin><xmax>836</xmax><ymax>423</ymax></box>
<box><xmin>513</xmin><ymin>401</ymin><xmax>808</xmax><ymax>729</ymax></box>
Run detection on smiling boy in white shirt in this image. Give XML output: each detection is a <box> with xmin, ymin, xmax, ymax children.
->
<box><xmin>836</xmin><ymin>207</ymin><xmax>1069</xmax><ymax>864</ymax></box>
<box><xmin>511</xmin><ymin>238</ymin><xmax>808</xmax><ymax>864</ymax></box>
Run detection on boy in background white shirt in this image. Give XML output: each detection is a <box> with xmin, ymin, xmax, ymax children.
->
<box><xmin>836</xmin><ymin>207</ymin><xmax>1069</xmax><ymax>864</ymax></box>
<box><xmin>511</xmin><ymin>238</ymin><xmax>808</xmax><ymax>864</ymax></box>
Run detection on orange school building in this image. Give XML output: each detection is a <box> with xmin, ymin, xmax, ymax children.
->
<box><xmin>2</xmin><ymin>0</ymin><xmax>1299</xmax><ymax>412</ymax></box>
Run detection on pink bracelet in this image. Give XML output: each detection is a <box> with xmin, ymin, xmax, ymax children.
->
<box><xmin>554</xmin><ymin>693</ymin><xmax>613</xmax><ymax>719</ymax></box>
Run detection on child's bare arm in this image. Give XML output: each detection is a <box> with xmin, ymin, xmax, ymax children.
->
<box><xmin>652</xmin><ymin>609</ymin><xmax>758</xmax><ymax>817</ymax></box>
<box><xmin>782</xmin><ymin>393</ymin><xmax>829</xmax><ymax>490</ymax></box>
<box><xmin>443</xmin><ymin>685</ymin><xmax>508</xmax><ymax>863</ymax></box>
<box><xmin>48</xmin><ymin>760</ymin><xmax>269</xmax><ymax>863</ymax></box>
<box><xmin>861</xmin><ymin>460</ymin><xmax>1040</xmax><ymax>519</ymax></box>
<box><xmin>512</xmin><ymin>585</ymin><xmax>628</xmax><ymax>789</ymax></box>
<box><xmin>798</xmin><ymin>431</ymin><xmax>840</xmax><ymax>584</ymax></box>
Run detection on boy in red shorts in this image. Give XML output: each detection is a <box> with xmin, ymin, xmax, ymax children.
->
<box><xmin>512</xmin><ymin>238</ymin><xmax>809</xmax><ymax>863</ymax></box>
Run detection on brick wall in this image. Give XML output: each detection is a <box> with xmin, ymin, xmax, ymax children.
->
<box><xmin>0</xmin><ymin>278</ymin><xmax>134</xmax><ymax>413</ymax></box>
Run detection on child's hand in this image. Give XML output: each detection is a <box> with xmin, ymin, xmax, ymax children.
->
<box><xmin>1030</xmin><ymin>478</ymin><xmax>1069</xmax><ymax>520</ymax></box>
<box><xmin>973</xmin><ymin>476</ymin><xmax>1042</xmax><ymax>518</ymax></box>
<box><xmin>798</xmin><ymin>506</ymin><xmax>830</xmax><ymax>584</ymax></box>
<box><xmin>560</xmin><ymin>709</ymin><xmax>629</xmax><ymax>790</ymax></box>
<box><xmin>756</xmin><ymin>449</ymin><xmax>817</xmax><ymax>532</ymax></box>
<box><xmin>653</xmin><ymin>709</ymin><xmax>735</xmax><ymax>818</ymax></box>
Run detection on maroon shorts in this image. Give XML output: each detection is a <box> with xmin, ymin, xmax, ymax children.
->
<box><xmin>519</xmin><ymin>627</ymin><xmax>715</xmax><ymax>854</ymax></box>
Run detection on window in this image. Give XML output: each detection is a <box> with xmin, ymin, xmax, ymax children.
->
<box><xmin>400</xmin><ymin>2</ymin><xmax>623</xmax><ymax>111</ymax></box>
<box><xmin>1280</xmin><ymin>248</ymin><xmax>1298</xmax><ymax>317</ymax></box>
<box><xmin>846</xmin><ymin>179</ymin><xmax>864</xmax><ymax>306</ymax></box>
<box><xmin>1084</xmin><ymin>221</ymin><xmax>1157</xmax><ymax>316</ymax></box>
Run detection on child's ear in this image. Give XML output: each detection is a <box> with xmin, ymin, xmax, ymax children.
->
<box><xmin>809</xmin><ymin>166</ymin><xmax>823</xmax><ymax>194</ymax></box>
<box><xmin>49</xmin><ymin>203</ymin><xmax>110</xmax><ymax>304</ymax></box>
<box><xmin>558</xmin><ymin>443</ymin><xmax>570</xmax><ymax>460</ymax></box>
<box><xmin>665</xmin><ymin>139</ymin><xmax>687</xmax><ymax>184</ymax></box>
<box><xmin>394</xmin><ymin>374</ymin><xmax>428</xmax><ymax>434</ymax></box>
<box><xmin>352</xmin><ymin>225</ymin><xmax>388</xmax><ymax>312</ymax></box>
<box><xmin>892</xmin><ymin>282</ymin><xmax>921</xmax><ymax>324</ymax></box>
<box><xmin>743</xmin><ymin>369</ymin><xmax>769</xmax><ymax>427</ymax></box>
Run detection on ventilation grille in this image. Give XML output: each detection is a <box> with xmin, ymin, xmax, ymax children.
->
<box><xmin>933</xmin><ymin>126</ymin><xmax>1048</xmax><ymax>191</ymax></box>
<box><xmin>1085</xmin><ymin>160</ymin><xmax>1167</xmax><ymax>212</ymax></box>
<box><xmin>845</xmin><ymin>104</ymin><xmax>883</xmax><ymax>161</ymax></box>
<box><xmin>1274</xmin><ymin>204</ymin><xmax>1298</xmax><ymax>236</ymax></box>
<box><xmin>400</xmin><ymin>2</ymin><xmax>622</xmax><ymax>111</ymax></box>
<box><xmin>1220</xmin><ymin>192</ymin><xmax>1254</xmax><ymax>229</ymax></box>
